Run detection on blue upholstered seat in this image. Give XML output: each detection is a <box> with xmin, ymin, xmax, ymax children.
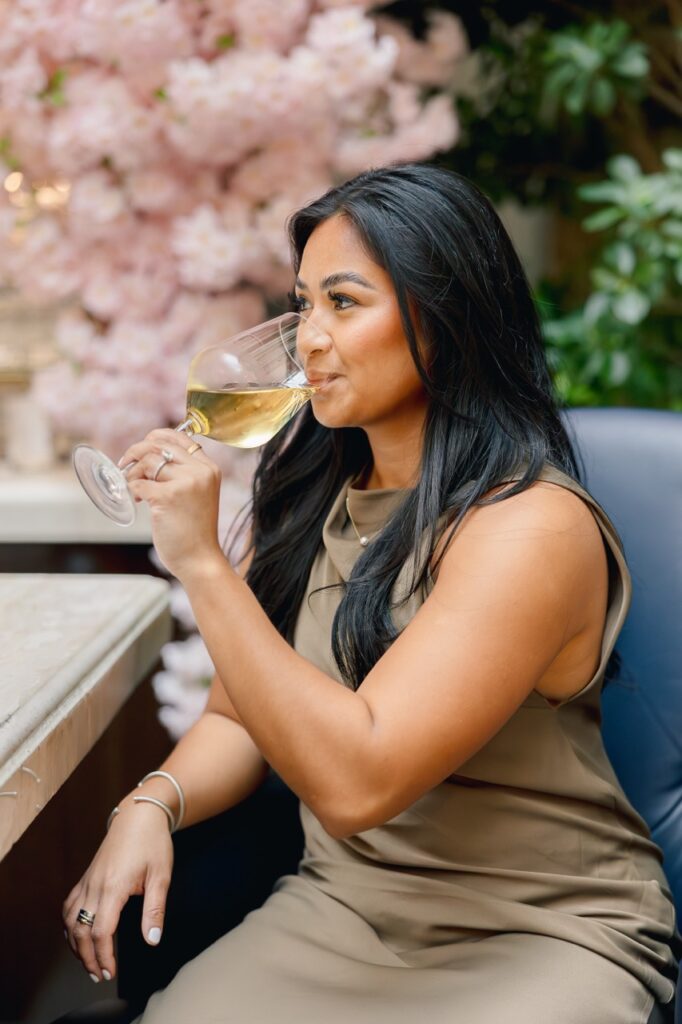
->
<box><xmin>561</xmin><ymin>406</ymin><xmax>682</xmax><ymax>1022</ymax></box>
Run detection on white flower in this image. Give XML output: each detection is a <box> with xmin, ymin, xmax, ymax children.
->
<box><xmin>160</xmin><ymin>633</ymin><xmax>215</xmax><ymax>684</ymax></box>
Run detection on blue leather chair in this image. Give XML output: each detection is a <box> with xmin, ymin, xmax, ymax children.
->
<box><xmin>561</xmin><ymin>406</ymin><xmax>682</xmax><ymax>1023</ymax></box>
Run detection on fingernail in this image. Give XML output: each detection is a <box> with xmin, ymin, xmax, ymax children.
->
<box><xmin>117</xmin><ymin>457</ymin><xmax>124</xmax><ymax>466</ymax></box>
<box><xmin>148</xmin><ymin>927</ymin><xmax>162</xmax><ymax>945</ymax></box>
<box><xmin>89</xmin><ymin>973</ymin><xmax>100</xmax><ymax>984</ymax></box>
<box><xmin>63</xmin><ymin>928</ymin><xmax>68</xmax><ymax>941</ymax></box>
<box><xmin>102</xmin><ymin>969</ymin><xmax>112</xmax><ymax>981</ymax></box>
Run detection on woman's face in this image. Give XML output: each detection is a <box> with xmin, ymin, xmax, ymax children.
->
<box><xmin>293</xmin><ymin>214</ymin><xmax>428</xmax><ymax>431</ymax></box>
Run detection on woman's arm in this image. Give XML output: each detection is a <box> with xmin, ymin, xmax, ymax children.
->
<box><xmin>115</xmin><ymin>685</ymin><xmax>269</xmax><ymax>830</ymax></box>
<box><xmin>176</xmin><ymin>482</ymin><xmax>599</xmax><ymax>840</ymax></box>
<box><xmin>116</xmin><ymin>538</ymin><xmax>268</xmax><ymax>831</ymax></box>
<box><xmin>123</xmin><ymin>430</ymin><xmax>597</xmax><ymax>842</ymax></box>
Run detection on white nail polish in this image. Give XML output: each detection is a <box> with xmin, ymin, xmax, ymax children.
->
<box><xmin>148</xmin><ymin>927</ymin><xmax>162</xmax><ymax>945</ymax></box>
<box><xmin>102</xmin><ymin>969</ymin><xmax>112</xmax><ymax>981</ymax></box>
<box><xmin>89</xmin><ymin>973</ymin><xmax>100</xmax><ymax>983</ymax></box>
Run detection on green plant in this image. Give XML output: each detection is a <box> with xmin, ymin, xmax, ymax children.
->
<box><xmin>426</xmin><ymin>1</ymin><xmax>680</xmax><ymax>409</ymax></box>
<box><xmin>541</xmin><ymin>149</ymin><xmax>682</xmax><ymax>410</ymax></box>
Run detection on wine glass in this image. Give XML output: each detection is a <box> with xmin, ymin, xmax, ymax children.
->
<box><xmin>72</xmin><ymin>311</ymin><xmax>322</xmax><ymax>527</ymax></box>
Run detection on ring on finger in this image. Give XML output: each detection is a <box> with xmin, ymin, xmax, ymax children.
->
<box><xmin>151</xmin><ymin>448</ymin><xmax>174</xmax><ymax>482</ymax></box>
<box><xmin>77</xmin><ymin>907</ymin><xmax>96</xmax><ymax>927</ymax></box>
<box><xmin>187</xmin><ymin>441</ymin><xmax>201</xmax><ymax>455</ymax></box>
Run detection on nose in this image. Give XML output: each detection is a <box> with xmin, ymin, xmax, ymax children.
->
<box><xmin>296</xmin><ymin>313</ymin><xmax>332</xmax><ymax>364</ymax></box>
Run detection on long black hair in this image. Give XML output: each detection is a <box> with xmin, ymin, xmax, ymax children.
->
<box><xmin>228</xmin><ymin>162</ymin><xmax>621</xmax><ymax>693</ymax></box>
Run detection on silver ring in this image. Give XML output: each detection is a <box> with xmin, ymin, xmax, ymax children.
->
<box><xmin>152</xmin><ymin>448</ymin><xmax>174</xmax><ymax>482</ymax></box>
<box><xmin>77</xmin><ymin>908</ymin><xmax>96</xmax><ymax>927</ymax></box>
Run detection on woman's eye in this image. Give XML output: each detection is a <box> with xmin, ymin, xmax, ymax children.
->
<box><xmin>287</xmin><ymin>290</ymin><xmax>354</xmax><ymax>312</ymax></box>
<box><xmin>328</xmin><ymin>291</ymin><xmax>354</xmax><ymax>310</ymax></box>
<box><xmin>288</xmin><ymin>290</ymin><xmax>308</xmax><ymax>312</ymax></box>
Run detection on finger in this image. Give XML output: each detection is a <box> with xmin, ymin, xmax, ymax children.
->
<box><xmin>117</xmin><ymin>440</ymin><xmax>161</xmax><ymax>470</ymax></box>
<box><xmin>90</xmin><ymin>891</ymin><xmax>129</xmax><ymax>982</ymax></box>
<box><xmin>141</xmin><ymin>869</ymin><xmax>171</xmax><ymax>947</ymax></box>
<box><xmin>69</xmin><ymin>903</ymin><xmax>104</xmax><ymax>983</ymax></box>
<box><xmin>123</xmin><ymin>444</ymin><xmax>200</xmax><ymax>482</ymax></box>
<box><xmin>63</xmin><ymin>889</ymin><xmax>85</xmax><ymax>959</ymax></box>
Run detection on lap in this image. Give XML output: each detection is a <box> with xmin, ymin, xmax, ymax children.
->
<box><xmin>132</xmin><ymin>875</ymin><xmax>659</xmax><ymax>1024</ymax></box>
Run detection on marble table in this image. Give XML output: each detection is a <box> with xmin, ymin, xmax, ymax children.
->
<box><xmin>0</xmin><ymin>573</ymin><xmax>171</xmax><ymax>860</ymax></box>
<box><xmin>0</xmin><ymin>461</ymin><xmax>154</xmax><ymax>544</ymax></box>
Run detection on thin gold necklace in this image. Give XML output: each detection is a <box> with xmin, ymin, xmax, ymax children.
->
<box><xmin>345</xmin><ymin>469</ymin><xmax>375</xmax><ymax>547</ymax></box>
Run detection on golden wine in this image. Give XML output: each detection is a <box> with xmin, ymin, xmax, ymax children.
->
<box><xmin>185</xmin><ymin>383</ymin><xmax>317</xmax><ymax>448</ymax></box>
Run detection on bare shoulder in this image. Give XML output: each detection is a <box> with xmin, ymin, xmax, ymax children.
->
<box><xmin>432</xmin><ymin>477</ymin><xmax>607</xmax><ymax>643</ymax></box>
<box><xmin>434</xmin><ymin>477</ymin><xmax>602</xmax><ymax>566</ymax></box>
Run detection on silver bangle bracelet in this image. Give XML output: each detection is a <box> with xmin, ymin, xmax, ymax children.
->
<box><xmin>132</xmin><ymin>795</ymin><xmax>176</xmax><ymax>833</ymax></box>
<box><xmin>106</xmin><ymin>805</ymin><xmax>120</xmax><ymax>832</ymax></box>
<box><xmin>137</xmin><ymin>770</ymin><xmax>186</xmax><ymax>830</ymax></box>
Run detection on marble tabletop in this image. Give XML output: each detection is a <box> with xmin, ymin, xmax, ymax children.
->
<box><xmin>0</xmin><ymin>573</ymin><xmax>171</xmax><ymax>860</ymax></box>
<box><xmin>0</xmin><ymin>462</ymin><xmax>154</xmax><ymax>544</ymax></box>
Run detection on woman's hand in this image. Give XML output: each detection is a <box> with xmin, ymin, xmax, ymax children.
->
<box><xmin>118</xmin><ymin>428</ymin><xmax>224</xmax><ymax>580</ymax></box>
<box><xmin>63</xmin><ymin>802</ymin><xmax>174</xmax><ymax>983</ymax></box>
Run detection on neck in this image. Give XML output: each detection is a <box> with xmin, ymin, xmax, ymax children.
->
<box><xmin>356</xmin><ymin>411</ymin><xmax>426</xmax><ymax>491</ymax></box>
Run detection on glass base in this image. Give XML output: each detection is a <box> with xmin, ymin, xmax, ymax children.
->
<box><xmin>72</xmin><ymin>444</ymin><xmax>136</xmax><ymax>527</ymax></box>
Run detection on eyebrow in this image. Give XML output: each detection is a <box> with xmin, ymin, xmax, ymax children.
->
<box><xmin>295</xmin><ymin>271</ymin><xmax>378</xmax><ymax>292</ymax></box>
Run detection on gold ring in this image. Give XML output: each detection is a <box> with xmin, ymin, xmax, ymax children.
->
<box><xmin>187</xmin><ymin>442</ymin><xmax>201</xmax><ymax>455</ymax></box>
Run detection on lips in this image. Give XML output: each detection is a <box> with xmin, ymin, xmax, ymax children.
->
<box><xmin>307</xmin><ymin>373</ymin><xmax>340</xmax><ymax>387</ymax></box>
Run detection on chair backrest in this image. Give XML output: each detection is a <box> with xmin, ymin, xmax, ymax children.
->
<box><xmin>560</xmin><ymin>406</ymin><xmax>682</xmax><ymax>1015</ymax></box>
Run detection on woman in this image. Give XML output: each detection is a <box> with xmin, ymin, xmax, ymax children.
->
<box><xmin>63</xmin><ymin>163</ymin><xmax>679</xmax><ymax>1023</ymax></box>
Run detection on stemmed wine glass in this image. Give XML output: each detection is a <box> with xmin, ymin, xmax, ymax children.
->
<box><xmin>72</xmin><ymin>311</ymin><xmax>323</xmax><ymax>527</ymax></box>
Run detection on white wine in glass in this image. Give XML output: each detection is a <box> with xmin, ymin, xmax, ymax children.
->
<box><xmin>72</xmin><ymin>311</ymin><xmax>323</xmax><ymax>526</ymax></box>
<box><xmin>185</xmin><ymin>383</ymin><xmax>317</xmax><ymax>448</ymax></box>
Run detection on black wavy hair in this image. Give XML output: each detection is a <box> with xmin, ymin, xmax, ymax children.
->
<box><xmin>227</xmin><ymin>162</ymin><xmax>622</xmax><ymax>694</ymax></box>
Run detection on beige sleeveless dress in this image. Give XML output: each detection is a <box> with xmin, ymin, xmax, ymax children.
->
<box><xmin>135</xmin><ymin>462</ymin><xmax>679</xmax><ymax>1024</ymax></box>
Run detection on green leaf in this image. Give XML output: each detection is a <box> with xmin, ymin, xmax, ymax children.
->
<box><xmin>154</xmin><ymin>87</ymin><xmax>168</xmax><ymax>101</ymax></box>
<box><xmin>583</xmin><ymin>207</ymin><xmax>623</xmax><ymax>231</ymax></box>
<box><xmin>39</xmin><ymin>66</ymin><xmax>68</xmax><ymax>107</ymax></box>
<box><xmin>578</xmin><ymin>181</ymin><xmax>624</xmax><ymax>203</ymax></box>
<box><xmin>592</xmin><ymin>267</ymin><xmax>623</xmax><ymax>292</ymax></box>
<box><xmin>216</xmin><ymin>33</ymin><xmax>236</xmax><ymax>49</ymax></box>
<box><xmin>607</xmin><ymin>154</ymin><xmax>641</xmax><ymax>182</ymax></box>
<box><xmin>584</xmin><ymin>292</ymin><xmax>610</xmax><ymax>324</ymax></box>
<box><xmin>0</xmin><ymin>136</ymin><xmax>20</xmax><ymax>170</ymax></box>
<box><xmin>584</xmin><ymin>349</ymin><xmax>606</xmax><ymax>378</ymax></box>
<box><xmin>611</xmin><ymin>46</ymin><xmax>649</xmax><ymax>79</ymax></box>
<box><xmin>590</xmin><ymin>77</ymin><xmax>616</xmax><ymax>116</ymax></box>
<box><xmin>608</xmin><ymin>350</ymin><xmax>631</xmax><ymax>386</ymax></box>
<box><xmin>565</xmin><ymin>77</ymin><xmax>590</xmax><ymax>115</ymax></box>
<box><xmin>608</xmin><ymin>241</ymin><xmax>636</xmax><ymax>275</ymax></box>
<box><xmin>612</xmin><ymin>289</ymin><xmax>650</xmax><ymax>324</ymax></box>
<box><xmin>662</xmin><ymin>149</ymin><xmax>682</xmax><ymax>172</ymax></box>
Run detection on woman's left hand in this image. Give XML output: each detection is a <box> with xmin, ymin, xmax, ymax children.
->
<box><xmin>118</xmin><ymin>428</ymin><xmax>225</xmax><ymax>582</ymax></box>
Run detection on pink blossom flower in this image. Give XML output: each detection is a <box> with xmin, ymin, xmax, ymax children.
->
<box><xmin>374</xmin><ymin>10</ymin><xmax>468</xmax><ymax>87</ymax></box>
<box><xmin>48</xmin><ymin>72</ymin><xmax>163</xmax><ymax>176</ymax></box>
<box><xmin>53</xmin><ymin>306</ymin><xmax>98</xmax><ymax>362</ymax></box>
<box><xmin>126</xmin><ymin>166</ymin><xmax>191</xmax><ymax>215</ymax></box>
<box><xmin>0</xmin><ymin>48</ymin><xmax>48</xmax><ymax>111</ymax></box>
<box><xmin>68</xmin><ymin>170</ymin><xmax>129</xmax><ymax>242</ymax></box>
<box><xmin>171</xmin><ymin>203</ymin><xmax>267</xmax><ymax>291</ymax></box>
<box><xmin>336</xmin><ymin>93</ymin><xmax>459</xmax><ymax>174</ymax></box>
<box><xmin>10</xmin><ymin>216</ymin><xmax>82</xmax><ymax>302</ymax></box>
<box><xmin>230</xmin><ymin>0</ymin><xmax>310</xmax><ymax>53</ymax></box>
<box><xmin>78</xmin><ymin>0</ymin><xmax>193</xmax><ymax>90</ymax></box>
